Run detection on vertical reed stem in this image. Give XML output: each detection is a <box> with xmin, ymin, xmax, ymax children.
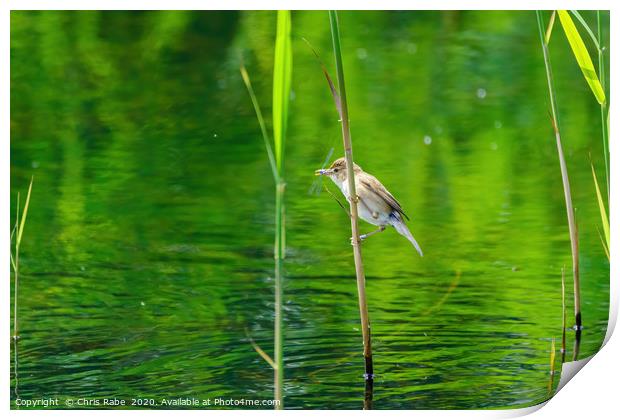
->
<box><xmin>240</xmin><ymin>10</ymin><xmax>290</xmax><ymax>407</ymax></box>
<box><xmin>274</xmin><ymin>181</ymin><xmax>285</xmax><ymax>408</ymax></box>
<box><xmin>329</xmin><ymin>10</ymin><xmax>373</xmax><ymax>380</ymax></box>
<box><xmin>536</xmin><ymin>11</ymin><xmax>581</xmax><ymax>330</ymax></box>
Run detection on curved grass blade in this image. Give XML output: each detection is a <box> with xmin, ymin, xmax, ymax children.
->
<box><xmin>16</xmin><ymin>177</ymin><xmax>33</xmax><ymax>247</ymax></box>
<box><xmin>272</xmin><ymin>10</ymin><xmax>292</xmax><ymax>175</ymax></box>
<box><xmin>591</xmin><ymin>162</ymin><xmax>610</xmax><ymax>259</ymax></box>
<box><xmin>545</xmin><ymin>11</ymin><xmax>556</xmax><ymax>45</ymax></box>
<box><xmin>558</xmin><ymin>10</ymin><xmax>606</xmax><ymax>105</ymax></box>
<box><xmin>240</xmin><ymin>64</ymin><xmax>279</xmax><ymax>182</ymax></box>
<box><xmin>302</xmin><ymin>37</ymin><xmax>342</xmax><ymax>119</ymax></box>
<box><xmin>10</xmin><ymin>193</ymin><xmax>20</xmax><ymax>273</ymax></box>
<box><xmin>244</xmin><ymin>328</ymin><xmax>276</xmax><ymax>369</ymax></box>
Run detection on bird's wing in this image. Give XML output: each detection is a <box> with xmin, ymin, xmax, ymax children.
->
<box><xmin>359</xmin><ymin>174</ymin><xmax>409</xmax><ymax>220</ymax></box>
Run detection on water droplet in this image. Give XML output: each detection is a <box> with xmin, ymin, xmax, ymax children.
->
<box><xmin>424</xmin><ymin>135</ymin><xmax>432</xmax><ymax>145</ymax></box>
<box><xmin>356</xmin><ymin>48</ymin><xmax>368</xmax><ymax>60</ymax></box>
<box><xmin>490</xmin><ymin>142</ymin><xmax>498</xmax><ymax>150</ymax></box>
<box><xmin>213</xmin><ymin>133</ymin><xmax>218</xmax><ymax>138</ymax></box>
<box><xmin>494</xmin><ymin>120</ymin><xmax>503</xmax><ymax>129</ymax></box>
<box><xmin>31</xmin><ymin>161</ymin><xmax>40</xmax><ymax>169</ymax></box>
<box><xmin>477</xmin><ymin>88</ymin><xmax>487</xmax><ymax>99</ymax></box>
<box><xmin>140</xmin><ymin>301</ymin><xmax>145</xmax><ymax>306</ymax></box>
<box><xmin>407</xmin><ymin>43</ymin><xmax>418</xmax><ymax>54</ymax></box>
<box><xmin>217</xmin><ymin>79</ymin><xmax>227</xmax><ymax>89</ymax></box>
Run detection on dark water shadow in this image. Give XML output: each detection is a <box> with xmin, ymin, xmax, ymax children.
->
<box><xmin>572</xmin><ymin>327</ymin><xmax>582</xmax><ymax>361</ymax></box>
<box><xmin>364</xmin><ymin>378</ymin><xmax>373</xmax><ymax>409</ymax></box>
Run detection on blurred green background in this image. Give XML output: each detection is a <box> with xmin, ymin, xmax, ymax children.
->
<box><xmin>10</xmin><ymin>10</ymin><xmax>609</xmax><ymax>409</ymax></box>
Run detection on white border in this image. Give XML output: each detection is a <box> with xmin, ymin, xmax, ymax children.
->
<box><xmin>0</xmin><ymin>1</ymin><xmax>616</xmax><ymax>11</ymax></box>
<box><xmin>4</xmin><ymin>1</ymin><xmax>617</xmax><ymax>419</ymax></box>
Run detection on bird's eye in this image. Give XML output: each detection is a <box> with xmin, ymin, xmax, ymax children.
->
<box><xmin>334</xmin><ymin>168</ymin><xmax>339</xmax><ymax>173</ymax></box>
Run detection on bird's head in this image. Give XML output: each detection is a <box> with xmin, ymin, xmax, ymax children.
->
<box><xmin>315</xmin><ymin>157</ymin><xmax>362</xmax><ymax>185</ymax></box>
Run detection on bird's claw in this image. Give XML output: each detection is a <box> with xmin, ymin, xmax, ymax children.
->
<box><xmin>350</xmin><ymin>235</ymin><xmax>366</xmax><ymax>245</ymax></box>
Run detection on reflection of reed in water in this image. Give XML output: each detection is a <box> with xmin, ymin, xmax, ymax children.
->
<box><xmin>364</xmin><ymin>378</ymin><xmax>373</xmax><ymax>409</ymax></box>
<box><xmin>13</xmin><ymin>339</ymin><xmax>20</xmax><ymax>402</ymax></box>
<box><xmin>421</xmin><ymin>271</ymin><xmax>461</xmax><ymax>316</ymax></box>
<box><xmin>547</xmin><ymin>338</ymin><xmax>556</xmax><ymax>395</ymax></box>
<box><xmin>573</xmin><ymin>328</ymin><xmax>582</xmax><ymax>361</ymax></box>
<box><xmin>561</xmin><ymin>267</ymin><xmax>567</xmax><ymax>364</ymax></box>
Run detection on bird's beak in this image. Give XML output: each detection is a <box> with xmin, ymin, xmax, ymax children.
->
<box><xmin>315</xmin><ymin>169</ymin><xmax>328</xmax><ymax>176</ymax></box>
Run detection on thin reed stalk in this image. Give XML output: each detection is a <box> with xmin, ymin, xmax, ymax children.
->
<box><xmin>536</xmin><ymin>11</ymin><xmax>581</xmax><ymax>329</ymax></box>
<box><xmin>11</xmin><ymin>177</ymin><xmax>33</xmax><ymax>340</ymax></box>
<box><xmin>329</xmin><ymin>10</ymin><xmax>374</xmax><ymax>380</ymax></box>
<box><xmin>594</xmin><ymin>11</ymin><xmax>610</xmax><ymax>260</ymax></box>
<box><xmin>240</xmin><ymin>10</ymin><xmax>291</xmax><ymax>409</ymax></box>
<box><xmin>596</xmin><ymin>11</ymin><xmax>609</xmax><ymax>197</ymax></box>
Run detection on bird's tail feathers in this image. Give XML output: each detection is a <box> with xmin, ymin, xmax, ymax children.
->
<box><xmin>391</xmin><ymin>214</ymin><xmax>423</xmax><ymax>257</ymax></box>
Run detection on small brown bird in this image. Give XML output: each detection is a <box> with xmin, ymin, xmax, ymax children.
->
<box><xmin>315</xmin><ymin>157</ymin><xmax>423</xmax><ymax>256</ymax></box>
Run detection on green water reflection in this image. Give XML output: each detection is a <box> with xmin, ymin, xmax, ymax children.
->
<box><xmin>10</xmin><ymin>10</ymin><xmax>609</xmax><ymax>409</ymax></box>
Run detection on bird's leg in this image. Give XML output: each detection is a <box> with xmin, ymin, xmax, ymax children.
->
<box><xmin>351</xmin><ymin>226</ymin><xmax>386</xmax><ymax>244</ymax></box>
<box><xmin>360</xmin><ymin>225</ymin><xmax>386</xmax><ymax>241</ymax></box>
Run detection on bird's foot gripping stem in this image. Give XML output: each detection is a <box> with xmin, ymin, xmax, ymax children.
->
<box><xmin>350</xmin><ymin>226</ymin><xmax>386</xmax><ymax>244</ymax></box>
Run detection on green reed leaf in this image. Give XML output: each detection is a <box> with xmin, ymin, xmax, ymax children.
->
<box><xmin>272</xmin><ymin>10</ymin><xmax>292</xmax><ymax>176</ymax></box>
<box><xmin>558</xmin><ymin>10</ymin><xmax>606</xmax><ymax>105</ymax></box>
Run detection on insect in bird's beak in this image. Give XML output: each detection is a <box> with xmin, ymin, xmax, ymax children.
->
<box><xmin>309</xmin><ymin>147</ymin><xmax>335</xmax><ymax>195</ymax></box>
